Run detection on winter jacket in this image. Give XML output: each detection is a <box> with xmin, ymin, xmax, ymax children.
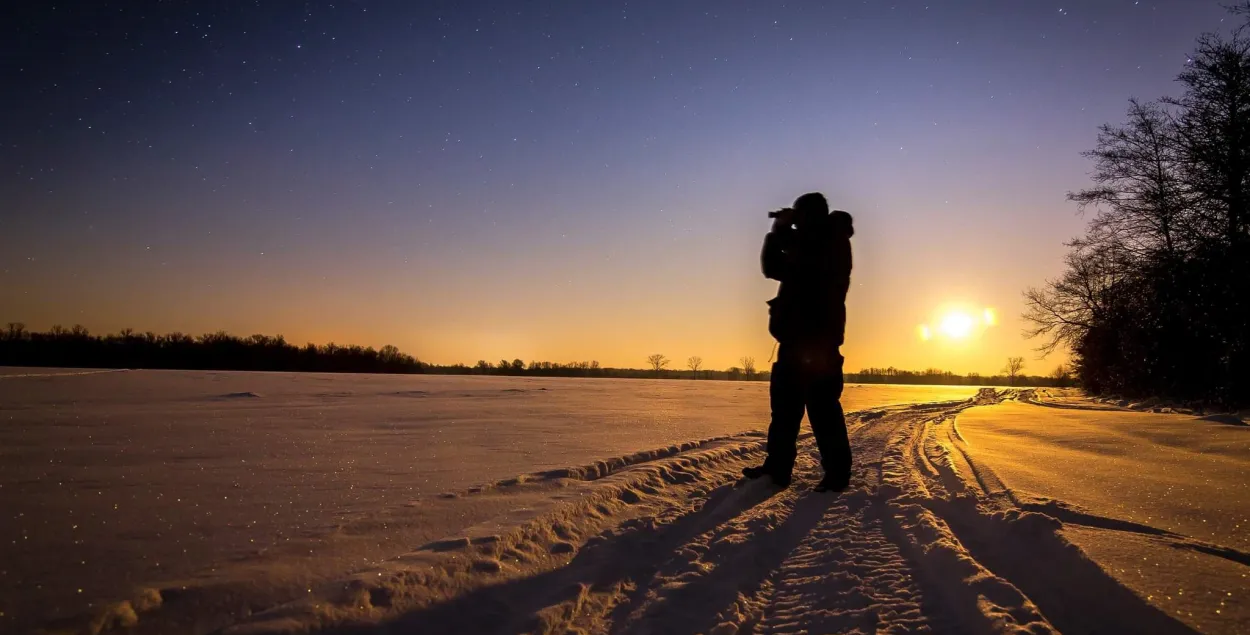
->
<box><xmin>761</xmin><ymin>211</ymin><xmax>854</xmax><ymax>348</ymax></box>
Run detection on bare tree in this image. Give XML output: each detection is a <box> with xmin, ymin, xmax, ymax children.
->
<box><xmin>1166</xmin><ymin>21</ymin><xmax>1250</xmax><ymax>246</ymax></box>
<box><xmin>687</xmin><ymin>355</ymin><xmax>703</xmax><ymax>380</ymax></box>
<box><xmin>646</xmin><ymin>354</ymin><xmax>670</xmax><ymax>377</ymax></box>
<box><xmin>1050</xmin><ymin>364</ymin><xmax>1072</xmax><ymax>387</ymax></box>
<box><xmin>740</xmin><ymin>356</ymin><xmax>757</xmax><ymax>379</ymax></box>
<box><xmin>1020</xmin><ymin>4</ymin><xmax>1250</xmax><ymax>405</ymax></box>
<box><xmin>1068</xmin><ymin>98</ymin><xmax>1192</xmax><ymax>257</ymax></box>
<box><xmin>3</xmin><ymin>322</ymin><xmax>26</xmax><ymax>340</ymax></box>
<box><xmin>1023</xmin><ymin>242</ymin><xmax>1127</xmax><ymax>355</ymax></box>
<box><xmin>1003</xmin><ymin>357</ymin><xmax>1025</xmax><ymax>386</ymax></box>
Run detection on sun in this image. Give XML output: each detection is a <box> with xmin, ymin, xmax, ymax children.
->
<box><xmin>918</xmin><ymin>304</ymin><xmax>999</xmax><ymax>343</ymax></box>
<box><xmin>939</xmin><ymin>311</ymin><xmax>975</xmax><ymax>339</ymax></box>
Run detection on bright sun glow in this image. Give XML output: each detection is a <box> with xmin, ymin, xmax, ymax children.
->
<box><xmin>917</xmin><ymin>304</ymin><xmax>999</xmax><ymax>343</ymax></box>
<box><xmin>939</xmin><ymin>311</ymin><xmax>975</xmax><ymax>339</ymax></box>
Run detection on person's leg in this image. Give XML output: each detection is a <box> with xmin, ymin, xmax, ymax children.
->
<box><xmin>806</xmin><ymin>349</ymin><xmax>851</xmax><ymax>488</ymax></box>
<box><xmin>744</xmin><ymin>353</ymin><xmax>805</xmax><ymax>486</ymax></box>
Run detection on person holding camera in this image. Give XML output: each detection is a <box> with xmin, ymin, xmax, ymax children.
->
<box><xmin>743</xmin><ymin>192</ymin><xmax>855</xmax><ymax>492</ymax></box>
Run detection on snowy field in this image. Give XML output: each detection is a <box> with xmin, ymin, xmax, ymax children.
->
<box><xmin>0</xmin><ymin>369</ymin><xmax>1245</xmax><ymax>634</ymax></box>
<box><xmin>0</xmin><ymin>369</ymin><xmax>975</xmax><ymax>634</ymax></box>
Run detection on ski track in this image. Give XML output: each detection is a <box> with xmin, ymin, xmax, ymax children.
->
<box><xmin>73</xmin><ymin>390</ymin><xmax>1236</xmax><ymax>635</ymax></box>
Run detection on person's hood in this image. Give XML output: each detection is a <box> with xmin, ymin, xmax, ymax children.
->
<box><xmin>830</xmin><ymin>210</ymin><xmax>854</xmax><ymax>238</ymax></box>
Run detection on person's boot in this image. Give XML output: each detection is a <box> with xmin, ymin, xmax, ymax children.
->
<box><xmin>814</xmin><ymin>472</ymin><xmax>850</xmax><ymax>493</ymax></box>
<box><xmin>742</xmin><ymin>464</ymin><xmax>792</xmax><ymax>489</ymax></box>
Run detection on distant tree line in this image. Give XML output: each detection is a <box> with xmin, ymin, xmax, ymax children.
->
<box><xmin>2</xmin><ymin>323</ymin><xmax>1073</xmax><ymax>387</ymax></box>
<box><xmin>0</xmin><ymin>323</ymin><xmax>423</xmax><ymax>374</ymax></box>
<box><xmin>430</xmin><ymin>356</ymin><xmax>771</xmax><ymax>381</ymax></box>
<box><xmin>848</xmin><ymin>360</ymin><xmax>1074</xmax><ymax>388</ymax></box>
<box><xmin>1024</xmin><ymin>8</ymin><xmax>1250</xmax><ymax>407</ymax></box>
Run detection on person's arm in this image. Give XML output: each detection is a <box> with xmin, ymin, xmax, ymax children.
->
<box><xmin>761</xmin><ymin>225</ymin><xmax>797</xmax><ymax>281</ymax></box>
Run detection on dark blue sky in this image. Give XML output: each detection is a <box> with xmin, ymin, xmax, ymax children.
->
<box><xmin>1</xmin><ymin>1</ymin><xmax>1232</xmax><ymax>371</ymax></box>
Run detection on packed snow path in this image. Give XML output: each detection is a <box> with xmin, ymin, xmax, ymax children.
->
<box><xmin>167</xmin><ymin>389</ymin><xmax>1240</xmax><ymax>635</ymax></box>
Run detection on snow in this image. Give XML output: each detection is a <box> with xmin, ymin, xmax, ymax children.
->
<box><xmin>955</xmin><ymin>396</ymin><xmax>1250</xmax><ymax>633</ymax></box>
<box><xmin>0</xmin><ymin>369</ymin><xmax>977</xmax><ymax>634</ymax></box>
<box><xmin>2</xmin><ymin>370</ymin><xmax>1245</xmax><ymax>634</ymax></box>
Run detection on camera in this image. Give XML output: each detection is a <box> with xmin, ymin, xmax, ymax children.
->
<box><xmin>767</xmin><ymin>207</ymin><xmax>794</xmax><ymax>219</ymax></box>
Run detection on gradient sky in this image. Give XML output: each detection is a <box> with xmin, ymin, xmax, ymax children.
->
<box><xmin>1</xmin><ymin>1</ymin><xmax>1232</xmax><ymax>373</ymax></box>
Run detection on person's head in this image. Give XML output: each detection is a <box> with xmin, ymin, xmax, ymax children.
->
<box><xmin>792</xmin><ymin>192</ymin><xmax>829</xmax><ymax>228</ymax></box>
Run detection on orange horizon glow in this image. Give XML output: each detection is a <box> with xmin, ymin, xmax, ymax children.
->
<box><xmin>5</xmin><ymin>293</ymin><xmax>1066</xmax><ymax>376</ymax></box>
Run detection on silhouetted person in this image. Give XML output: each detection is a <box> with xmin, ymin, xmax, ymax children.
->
<box><xmin>743</xmin><ymin>192</ymin><xmax>854</xmax><ymax>491</ymax></box>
